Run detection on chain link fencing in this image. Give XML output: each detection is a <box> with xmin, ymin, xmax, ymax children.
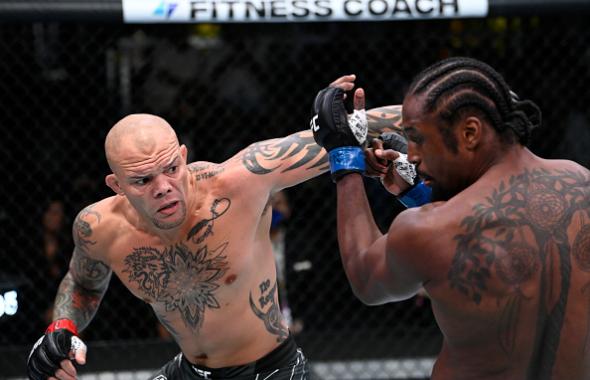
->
<box><xmin>1</xmin><ymin>14</ymin><xmax>589</xmax><ymax>379</ymax></box>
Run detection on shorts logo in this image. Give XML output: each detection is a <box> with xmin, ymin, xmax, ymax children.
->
<box><xmin>153</xmin><ymin>375</ymin><xmax>167</xmax><ymax>380</ymax></box>
<box><xmin>191</xmin><ymin>366</ymin><xmax>212</xmax><ymax>379</ymax></box>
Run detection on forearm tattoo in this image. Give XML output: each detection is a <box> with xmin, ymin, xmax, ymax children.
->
<box><xmin>53</xmin><ymin>271</ymin><xmax>108</xmax><ymax>330</ymax></box>
<box><xmin>447</xmin><ymin>168</ymin><xmax>590</xmax><ymax>377</ymax></box>
<box><xmin>54</xmin><ymin>206</ymin><xmax>111</xmax><ymax>328</ymax></box>
<box><xmin>242</xmin><ymin>131</ymin><xmax>328</xmax><ymax>175</ymax></box>
<box><xmin>249</xmin><ymin>278</ymin><xmax>289</xmax><ymax>342</ymax></box>
<box><xmin>366</xmin><ymin>105</ymin><xmax>404</xmax><ymax>140</ymax></box>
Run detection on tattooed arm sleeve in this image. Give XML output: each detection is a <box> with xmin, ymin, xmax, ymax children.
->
<box><xmin>53</xmin><ymin>207</ymin><xmax>112</xmax><ymax>330</ymax></box>
<box><xmin>366</xmin><ymin>105</ymin><xmax>404</xmax><ymax>141</ymax></box>
<box><xmin>239</xmin><ymin>105</ymin><xmax>403</xmax><ymax>189</ymax></box>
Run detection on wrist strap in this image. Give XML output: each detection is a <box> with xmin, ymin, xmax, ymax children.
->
<box><xmin>397</xmin><ymin>181</ymin><xmax>432</xmax><ymax>208</ymax></box>
<box><xmin>329</xmin><ymin>147</ymin><xmax>365</xmax><ymax>182</ymax></box>
<box><xmin>46</xmin><ymin>319</ymin><xmax>78</xmax><ymax>335</ymax></box>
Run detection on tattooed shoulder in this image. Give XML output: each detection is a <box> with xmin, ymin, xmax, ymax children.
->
<box><xmin>188</xmin><ymin>162</ymin><xmax>226</xmax><ymax>182</ymax></box>
<box><xmin>73</xmin><ymin>204</ymin><xmax>102</xmax><ymax>252</ymax></box>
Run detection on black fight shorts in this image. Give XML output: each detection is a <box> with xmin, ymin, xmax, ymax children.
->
<box><xmin>149</xmin><ymin>335</ymin><xmax>310</xmax><ymax>380</ymax></box>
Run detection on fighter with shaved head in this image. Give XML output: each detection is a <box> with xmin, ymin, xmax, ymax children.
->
<box><xmin>26</xmin><ymin>76</ymin><xmax>403</xmax><ymax>380</ymax></box>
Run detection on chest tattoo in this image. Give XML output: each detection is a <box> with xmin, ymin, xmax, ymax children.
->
<box><xmin>187</xmin><ymin>198</ymin><xmax>231</xmax><ymax>244</ymax></box>
<box><xmin>123</xmin><ymin>242</ymin><xmax>229</xmax><ymax>331</ymax></box>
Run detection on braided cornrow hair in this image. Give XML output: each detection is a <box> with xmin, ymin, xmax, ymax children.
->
<box><xmin>407</xmin><ymin>57</ymin><xmax>541</xmax><ymax>148</ymax></box>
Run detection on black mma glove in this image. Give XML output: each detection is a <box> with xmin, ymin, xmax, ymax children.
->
<box><xmin>376</xmin><ymin>131</ymin><xmax>432</xmax><ymax>207</ymax></box>
<box><xmin>378</xmin><ymin>131</ymin><xmax>408</xmax><ymax>154</ymax></box>
<box><xmin>310</xmin><ymin>86</ymin><xmax>368</xmax><ymax>181</ymax></box>
<box><xmin>377</xmin><ymin>131</ymin><xmax>415</xmax><ymax>185</ymax></box>
<box><xmin>27</xmin><ymin>319</ymin><xmax>87</xmax><ymax>380</ymax></box>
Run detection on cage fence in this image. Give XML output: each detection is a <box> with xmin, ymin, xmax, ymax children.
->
<box><xmin>1</xmin><ymin>13</ymin><xmax>590</xmax><ymax>380</ymax></box>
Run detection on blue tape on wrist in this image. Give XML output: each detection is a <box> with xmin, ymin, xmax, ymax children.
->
<box><xmin>398</xmin><ymin>181</ymin><xmax>432</xmax><ymax>208</ymax></box>
<box><xmin>329</xmin><ymin>147</ymin><xmax>365</xmax><ymax>177</ymax></box>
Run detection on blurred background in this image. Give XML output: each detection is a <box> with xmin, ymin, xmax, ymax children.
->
<box><xmin>1</xmin><ymin>0</ymin><xmax>589</xmax><ymax>379</ymax></box>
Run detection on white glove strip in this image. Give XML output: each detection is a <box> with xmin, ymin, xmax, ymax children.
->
<box><xmin>70</xmin><ymin>336</ymin><xmax>87</xmax><ymax>359</ymax></box>
<box><xmin>392</xmin><ymin>153</ymin><xmax>416</xmax><ymax>185</ymax></box>
<box><xmin>347</xmin><ymin>109</ymin><xmax>368</xmax><ymax>145</ymax></box>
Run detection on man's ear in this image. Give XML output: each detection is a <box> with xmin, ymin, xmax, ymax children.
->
<box><xmin>105</xmin><ymin>174</ymin><xmax>124</xmax><ymax>195</ymax></box>
<box><xmin>461</xmin><ymin>116</ymin><xmax>483</xmax><ymax>150</ymax></box>
<box><xmin>180</xmin><ymin>144</ymin><xmax>188</xmax><ymax>163</ymax></box>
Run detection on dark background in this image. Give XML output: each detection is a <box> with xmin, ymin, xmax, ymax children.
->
<box><xmin>1</xmin><ymin>14</ymin><xmax>589</xmax><ymax>379</ymax></box>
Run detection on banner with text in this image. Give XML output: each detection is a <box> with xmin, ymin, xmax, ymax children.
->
<box><xmin>123</xmin><ymin>0</ymin><xmax>489</xmax><ymax>23</ymax></box>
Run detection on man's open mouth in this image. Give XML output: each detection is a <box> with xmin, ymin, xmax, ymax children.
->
<box><xmin>158</xmin><ymin>201</ymin><xmax>179</xmax><ymax>213</ymax></box>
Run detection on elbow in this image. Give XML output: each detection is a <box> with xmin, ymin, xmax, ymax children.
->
<box><xmin>349</xmin><ymin>284</ymin><xmax>390</xmax><ymax>306</ymax></box>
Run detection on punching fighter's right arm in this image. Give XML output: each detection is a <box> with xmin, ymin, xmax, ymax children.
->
<box><xmin>54</xmin><ymin>205</ymin><xmax>112</xmax><ymax>327</ymax></box>
<box><xmin>27</xmin><ymin>205</ymin><xmax>111</xmax><ymax>380</ymax></box>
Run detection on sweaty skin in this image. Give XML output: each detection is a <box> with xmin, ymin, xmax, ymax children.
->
<box><xmin>50</xmin><ymin>77</ymin><xmax>403</xmax><ymax>373</ymax></box>
<box><xmin>337</xmin><ymin>91</ymin><xmax>590</xmax><ymax>380</ymax></box>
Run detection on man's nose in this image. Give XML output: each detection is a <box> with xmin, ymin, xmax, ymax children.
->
<box><xmin>152</xmin><ymin>176</ymin><xmax>172</xmax><ymax>198</ymax></box>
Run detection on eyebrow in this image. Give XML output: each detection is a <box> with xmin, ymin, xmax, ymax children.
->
<box><xmin>164</xmin><ymin>156</ymin><xmax>180</xmax><ymax>169</ymax></box>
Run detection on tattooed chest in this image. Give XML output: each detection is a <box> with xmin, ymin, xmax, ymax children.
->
<box><xmin>120</xmin><ymin>242</ymin><xmax>230</xmax><ymax>330</ymax></box>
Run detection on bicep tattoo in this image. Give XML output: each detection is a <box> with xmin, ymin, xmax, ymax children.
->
<box><xmin>73</xmin><ymin>205</ymin><xmax>101</xmax><ymax>252</ymax></box>
<box><xmin>71</xmin><ymin>205</ymin><xmax>111</xmax><ymax>287</ymax></box>
<box><xmin>241</xmin><ymin>131</ymin><xmax>328</xmax><ymax>175</ymax></box>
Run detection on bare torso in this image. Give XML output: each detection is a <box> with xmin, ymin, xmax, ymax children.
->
<box><xmin>403</xmin><ymin>153</ymin><xmax>590</xmax><ymax>379</ymax></box>
<box><xmin>82</xmin><ymin>160</ymin><xmax>289</xmax><ymax>367</ymax></box>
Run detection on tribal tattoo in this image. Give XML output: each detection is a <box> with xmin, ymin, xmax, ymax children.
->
<box><xmin>186</xmin><ymin>198</ymin><xmax>231</xmax><ymax>244</ymax></box>
<box><xmin>242</xmin><ymin>132</ymin><xmax>328</xmax><ymax>175</ymax></box>
<box><xmin>123</xmin><ymin>242</ymin><xmax>229</xmax><ymax>331</ymax></box>
<box><xmin>447</xmin><ymin>168</ymin><xmax>590</xmax><ymax>377</ymax></box>
<box><xmin>240</xmin><ymin>107</ymin><xmax>403</xmax><ymax>175</ymax></box>
<box><xmin>249</xmin><ymin>278</ymin><xmax>289</xmax><ymax>342</ymax></box>
<box><xmin>366</xmin><ymin>105</ymin><xmax>404</xmax><ymax>140</ymax></box>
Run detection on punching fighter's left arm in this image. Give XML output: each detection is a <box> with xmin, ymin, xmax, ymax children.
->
<box><xmin>236</xmin><ymin>75</ymin><xmax>402</xmax><ymax>191</ymax></box>
<box><xmin>237</xmin><ymin>105</ymin><xmax>403</xmax><ymax>192</ymax></box>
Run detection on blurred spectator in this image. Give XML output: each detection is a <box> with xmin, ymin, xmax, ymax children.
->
<box><xmin>38</xmin><ymin>199</ymin><xmax>72</xmax><ymax>324</ymax></box>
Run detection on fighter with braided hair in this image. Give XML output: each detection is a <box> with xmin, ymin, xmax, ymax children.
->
<box><xmin>311</xmin><ymin>57</ymin><xmax>590</xmax><ymax>379</ymax></box>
